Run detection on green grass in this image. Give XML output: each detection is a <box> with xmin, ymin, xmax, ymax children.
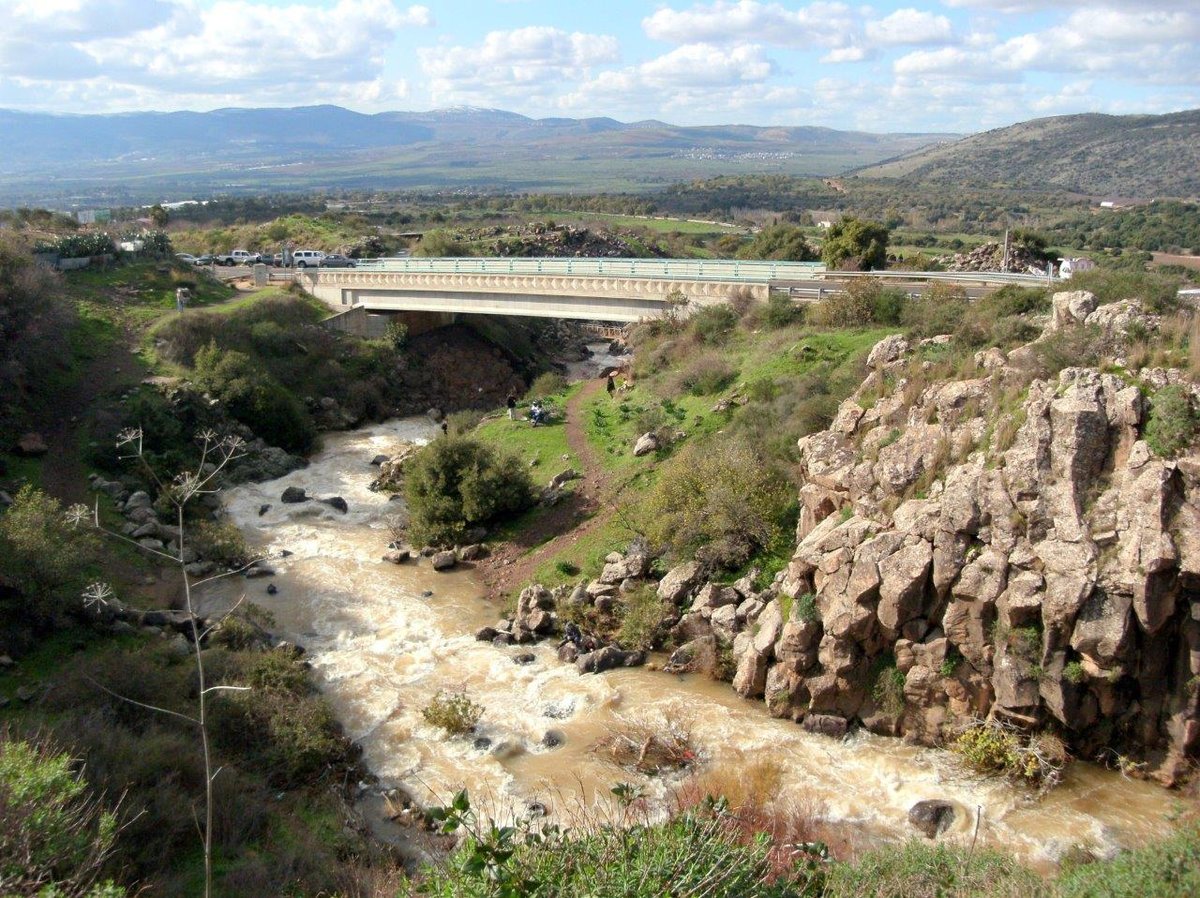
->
<box><xmin>474</xmin><ymin>383</ymin><xmax>580</xmax><ymax>473</ymax></box>
<box><xmin>0</xmin><ymin>626</ymin><xmax>145</xmax><ymax>710</ymax></box>
<box><xmin>540</xmin><ymin>210</ymin><xmax>746</xmax><ymax>235</ymax></box>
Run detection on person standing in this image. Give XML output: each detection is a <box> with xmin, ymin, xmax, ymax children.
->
<box><xmin>506</xmin><ymin>393</ymin><xmax>517</xmax><ymax>420</ymax></box>
<box><xmin>606</xmin><ymin>373</ymin><xmax>616</xmax><ymax>398</ymax></box>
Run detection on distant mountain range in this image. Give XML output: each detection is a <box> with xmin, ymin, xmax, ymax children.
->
<box><xmin>2</xmin><ymin>105</ymin><xmax>1195</xmax><ymax>207</ymax></box>
<box><xmin>0</xmin><ymin>105</ymin><xmax>952</xmax><ymax>205</ymax></box>
<box><xmin>852</xmin><ymin>109</ymin><xmax>1200</xmax><ymax>199</ymax></box>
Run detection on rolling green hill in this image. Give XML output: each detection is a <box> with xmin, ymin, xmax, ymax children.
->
<box><xmin>852</xmin><ymin>109</ymin><xmax>1200</xmax><ymax>199</ymax></box>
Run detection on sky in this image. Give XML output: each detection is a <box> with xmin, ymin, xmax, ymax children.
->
<box><xmin>2</xmin><ymin>0</ymin><xmax>1198</xmax><ymax>133</ymax></box>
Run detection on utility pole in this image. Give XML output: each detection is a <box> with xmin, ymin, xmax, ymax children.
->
<box><xmin>1002</xmin><ymin>228</ymin><xmax>1011</xmax><ymax>273</ymax></box>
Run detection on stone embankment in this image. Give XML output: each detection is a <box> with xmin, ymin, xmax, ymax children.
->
<box><xmin>500</xmin><ymin>290</ymin><xmax>1199</xmax><ymax>783</ymax></box>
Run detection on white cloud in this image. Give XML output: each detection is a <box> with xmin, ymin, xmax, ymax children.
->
<box><xmin>1</xmin><ymin>0</ymin><xmax>432</xmax><ymax>109</ymax></box>
<box><xmin>991</xmin><ymin>9</ymin><xmax>1200</xmax><ymax>81</ymax></box>
<box><xmin>865</xmin><ymin>8</ymin><xmax>954</xmax><ymax>46</ymax></box>
<box><xmin>419</xmin><ymin>27</ymin><xmax>619</xmax><ymax>105</ymax></box>
<box><xmin>643</xmin><ymin>1</ymin><xmax>856</xmax><ymax>48</ymax></box>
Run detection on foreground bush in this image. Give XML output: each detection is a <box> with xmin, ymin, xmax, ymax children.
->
<box><xmin>0</xmin><ymin>485</ymin><xmax>98</xmax><ymax>625</ymax></box>
<box><xmin>403</xmin><ymin>436</ymin><xmax>534</xmax><ymax>546</ymax></box>
<box><xmin>822</xmin><ymin>839</ymin><xmax>1043</xmax><ymax>898</ymax></box>
<box><xmin>0</xmin><ymin>733</ymin><xmax>126</xmax><ymax>898</ymax></box>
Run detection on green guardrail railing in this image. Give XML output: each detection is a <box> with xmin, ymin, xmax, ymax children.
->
<box><xmin>353</xmin><ymin>256</ymin><xmax>827</xmax><ymax>282</ymax></box>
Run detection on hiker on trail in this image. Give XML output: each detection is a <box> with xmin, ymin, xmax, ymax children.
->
<box><xmin>606</xmin><ymin>373</ymin><xmax>615</xmax><ymax>398</ymax></box>
<box><xmin>506</xmin><ymin>393</ymin><xmax>517</xmax><ymax>420</ymax></box>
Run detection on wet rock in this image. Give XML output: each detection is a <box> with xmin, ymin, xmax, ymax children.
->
<box><xmin>421</xmin><ymin>589</ymin><xmax>433</xmax><ymax>598</ymax></box>
<box><xmin>383</xmin><ymin>549</ymin><xmax>411</xmax><ymax>564</ymax></box>
<box><xmin>576</xmin><ymin>645</ymin><xmax>647</xmax><ymax>674</ymax></box>
<box><xmin>541</xmin><ymin>730</ymin><xmax>565</xmax><ymax>749</ymax></box>
<box><xmin>431</xmin><ymin>551</ymin><xmax>457</xmax><ymax>572</ymax></box>
<box><xmin>258</xmin><ymin>504</ymin><xmax>271</xmax><ymax>516</ymax></box>
<box><xmin>280</xmin><ymin>486</ymin><xmax>309</xmax><ymax>503</ymax></box>
<box><xmin>475</xmin><ymin>626</ymin><xmax>499</xmax><ymax>642</ymax></box>
<box><xmin>370</xmin><ymin>454</ymin><xmax>390</xmax><ymax>466</ymax></box>
<box><xmin>802</xmin><ymin>714</ymin><xmax>849</xmax><ymax>739</ymax></box>
<box><xmin>908</xmin><ymin>800</ymin><xmax>956</xmax><ymax>838</ymax></box>
<box><xmin>492</xmin><ymin>633</ymin><xmax>515</xmax><ymax>647</ymax></box>
<box><xmin>245</xmin><ymin>566</ymin><xmax>275</xmax><ymax>579</ymax></box>
<box><xmin>513</xmin><ymin>652</ymin><xmax>536</xmax><ymax>665</ymax></box>
<box><xmin>266</xmin><ymin>583</ymin><xmax>278</xmax><ymax>596</ymax></box>
<box><xmin>473</xmin><ymin>736</ymin><xmax>492</xmax><ymax>751</ymax></box>
<box><xmin>320</xmin><ymin>496</ymin><xmax>348</xmax><ymax>513</ymax></box>
<box><xmin>557</xmin><ymin>643</ymin><xmax>579</xmax><ymax>663</ymax></box>
<box><xmin>527</xmin><ymin>801</ymin><xmax>548</xmax><ymax>817</ymax></box>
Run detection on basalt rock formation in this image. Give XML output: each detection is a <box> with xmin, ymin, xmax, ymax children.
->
<box><xmin>765</xmin><ymin>293</ymin><xmax>1199</xmax><ymax>783</ymax></box>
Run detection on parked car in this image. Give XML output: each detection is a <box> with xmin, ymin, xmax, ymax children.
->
<box><xmin>319</xmin><ymin>254</ymin><xmax>356</xmax><ymax>268</ymax></box>
<box><xmin>175</xmin><ymin>253</ymin><xmax>198</xmax><ymax>264</ymax></box>
<box><xmin>193</xmin><ymin>254</ymin><xmax>216</xmax><ymax>265</ymax></box>
<box><xmin>291</xmin><ymin>249</ymin><xmax>325</xmax><ymax>268</ymax></box>
<box><xmin>213</xmin><ymin>249</ymin><xmax>261</xmax><ymax>266</ymax></box>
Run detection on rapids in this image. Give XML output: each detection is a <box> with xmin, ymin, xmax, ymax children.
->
<box><xmin>198</xmin><ymin>409</ymin><xmax>1180</xmax><ymax>866</ymax></box>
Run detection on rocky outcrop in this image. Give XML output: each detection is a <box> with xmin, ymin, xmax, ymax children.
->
<box><xmin>766</xmin><ymin>306</ymin><xmax>1200</xmax><ymax>782</ymax></box>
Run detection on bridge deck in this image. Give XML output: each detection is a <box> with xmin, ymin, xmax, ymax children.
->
<box><xmin>355</xmin><ymin>256</ymin><xmax>827</xmax><ymax>282</ymax></box>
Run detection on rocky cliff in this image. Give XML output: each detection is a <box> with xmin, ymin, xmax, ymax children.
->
<box><xmin>755</xmin><ymin>292</ymin><xmax>1199</xmax><ymax>782</ymax></box>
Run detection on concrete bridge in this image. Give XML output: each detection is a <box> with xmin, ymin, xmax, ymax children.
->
<box><xmin>297</xmin><ymin>256</ymin><xmax>828</xmax><ymax>323</ymax></box>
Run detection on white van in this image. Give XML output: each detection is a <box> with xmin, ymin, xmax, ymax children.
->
<box><xmin>291</xmin><ymin>250</ymin><xmax>326</xmax><ymax>268</ymax></box>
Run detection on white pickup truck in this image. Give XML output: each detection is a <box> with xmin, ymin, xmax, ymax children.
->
<box><xmin>212</xmin><ymin>249</ymin><xmax>262</xmax><ymax>266</ymax></box>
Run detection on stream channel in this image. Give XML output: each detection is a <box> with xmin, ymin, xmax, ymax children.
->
<box><xmin>198</xmin><ymin>352</ymin><xmax>1180</xmax><ymax>866</ymax></box>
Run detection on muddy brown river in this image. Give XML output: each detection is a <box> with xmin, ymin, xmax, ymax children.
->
<box><xmin>198</xmin><ymin>414</ymin><xmax>1180</xmax><ymax>866</ymax></box>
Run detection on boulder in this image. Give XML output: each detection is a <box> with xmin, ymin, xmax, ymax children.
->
<box><xmin>431</xmin><ymin>551</ymin><xmax>457</xmax><ymax>572</ymax></box>
<box><xmin>319</xmin><ymin>496</ymin><xmax>348</xmax><ymax>513</ymax></box>
<box><xmin>280</xmin><ymin>486</ymin><xmax>309</xmax><ymax>503</ymax></box>
<box><xmin>732</xmin><ymin>648</ymin><xmax>769</xmax><ymax>698</ymax></box>
<box><xmin>633</xmin><ymin>432</ymin><xmax>660</xmax><ymax>457</ymax></box>
<box><xmin>908</xmin><ymin>800</ymin><xmax>956</xmax><ymax>839</ymax></box>
<box><xmin>459</xmin><ymin>543</ymin><xmax>486</xmax><ymax>561</ymax></box>
<box><xmin>382</xmin><ymin>549</ymin><xmax>411</xmax><ymax>564</ymax></box>
<box><xmin>866</xmin><ymin>334</ymin><xmax>909</xmax><ymax>368</ymax></box>
<box><xmin>599</xmin><ymin>553</ymin><xmax>651</xmax><ymax>585</ymax></box>
<box><xmin>657</xmin><ymin>561</ymin><xmax>706</xmax><ymax>604</ymax></box>
<box><xmin>14</xmin><ymin>432</ymin><xmax>48</xmax><ymax>456</ymax></box>
<box><xmin>663</xmin><ymin>636</ymin><xmax>719</xmax><ymax>675</ymax></box>
<box><xmin>1049</xmin><ymin>290</ymin><xmax>1098</xmax><ymax>331</ymax></box>
<box><xmin>576</xmin><ymin>645</ymin><xmax>646</xmax><ymax>674</ymax></box>
<box><xmin>370</xmin><ymin>454</ymin><xmax>389</xmax><ymax>466</ymax></box>
<box><xmin>801</xmin><ymin>714</ymin><xmax>849</xmax><ymax>739</ymax></box>
<box><xmin>548</xmin><ymin>469</ymin><xmax>581</xmax><ymax>490</ymax></box>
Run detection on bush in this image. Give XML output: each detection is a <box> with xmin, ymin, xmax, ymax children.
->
<box><xmin>1145</xmin><ymin>384</ymin><xmax>1198</xmax><ymax>458</ymax></box>
<box><xmin>527</xmin><ymin>371</ymin><xmax>567</xmax><ymax>398</ymax></box>
<box><xmin>193</xmin><ymin>343</ymin><xmax>316</xmax><ymax>454</ymax></box>
<box><xmin>822</xmin><ymin>216</ymin><xmax>890</xmax><ymax>271</ymax></box>
<box><xmin>871</xmin><ymin>665</ymin><xmax>907</xmax><ymax>715</ymax></box>
<box><xmin>421</xmin><ymin>690</ymin><xmax>482</xmax><ymax>735</ymax></box>
<box><xmin>822</xmin><ymin>839</ymin><xmax>1043</xmax><ymax>898</ymax></box>
<box><xmin>190</xmin><ymin>518</ymin><xmax>251</xmax><ymax>568</ymax></box>
<box><xmin>617</xmin><ymin>585</ymin><xmax>669</xmax><ymax>651</ymax></box>
<box><xmin>403</xmin><ymin>436</ymin><xmax>535</xmax><ymax>546</ymax></box>
<box><xmin>643</xmin><ymin>439</ymin><xmax>795</xmax><ymax>570</ymax></box>
<box><xmin>673</xmin><ymin>352</ymin><xmax>737</xmax><ymax>396</ymax></box>
<box><xmin>1057</xmin><ymin>823</ymin><xmax>1200</xmax><ymax>898</ymax></box>
<box><xmin>0</xmin><ymin>733</ymin><xmax>125</xmax><ymax>898</ymax></box>
<box><xmin>761</xmin><ymin>292</ymin><xmax>802</xmax><ymax>328</ymax></box>
<box><xmin>0</xmin><ymin>485</ymin><xmax>98</xmax><ymax>624</ymax></box>
<box><xmin>690</xmin><ymin>303</ymin><xmax>739</xmax><ymax>345</ymax></box>
<box><xmin>735</xmin><ymin>223</ymin><xmax>818</xmax><ymax>261</ymax></box>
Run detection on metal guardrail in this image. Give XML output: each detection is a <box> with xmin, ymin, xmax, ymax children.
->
<box><xmin>352</xmin><ymin>256</ymin><xmax>827</xmax><ymax>282</ymax></box>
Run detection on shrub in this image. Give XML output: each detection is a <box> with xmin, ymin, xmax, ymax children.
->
<box><xmin>902</xmin><ymin>283</ymin><xmax>969</xmax><ymax>339</ymax></box>
<box><xmin>735</xmin><ymin>223</ymin><xmax>818</xmax><ymax>261</ymax></box>
<box><xmin>0</xmin><ymin>485</ymin><xmax>98</xmax><ymax>624</ymax></box>
<box><xmin>811</xmin><ymin>284</ymin><xmax>876</xmax><ymax>327</ymax></box>
<box><xmin>1057</xmin><ymin>823</ymin><xmax>1200</xmax><ymax>898</ymax></box>
<box><xmin>193</xmin><ymin>343</ymin><xmax>316</xmax><ymax>454</ymax></box>
<box><xmin>871</xmin><ymin>665</ymin><xmax>907</xmax><ymax>715</ymax></box>
<box><xmin>952</xmin><ymin>721</ymin><xmax>1065</xmax><ymax>787</ymax></box>
<box><xmin>1063</xmin><ymin>660</ymin><xmax>1086</xmax><ymax>684</ymax></box>
<box><xmin>690</xmin><ymin>303</ymin><xmax>739</xmax><ymax>345</ymax></box>
<box><xmin>422</xmin><ymin>690</ymin><xmax>482</xmax><ymax>735</ymax></box>
<box><xmin>674</xmin><ymin>352</ymin><xmax>737</xmax><ymax>396</ymax></box>
<box><xmin>617</xmin><ymin>585</ymin><xmax>669</xmax><ymax>651</ymax></box>
<box><xmin>1145</xmin><ymin>384</ymin><xmax>1198</xmax><ymax>458</ymax></box>
<box><xmin>190</xmin><ymin>518</ymin><xmax>251</xmax><ymax>568</ymax></box>
<box><xmin>643</xmin><ymin>439</ymin><xmax>795</xmax><ymax>570</ymax></box>
<box><xmin>761</xmin><ymin>292</ymin><xmax>802</xmax><ymax>328</ymax></box>
<box><xmin>403</xmin><ymin>436</ymin><xmax>535</xmax><ymax>546</ymax></box>
<box><xmin>822</xmin><ymin>216</ymin><xmax>890</xmax><ymax>271</ymax></box>
<box><xmin>822</xmin><ymin>839</ymin><xmax>1043</xmax><ymax>898</ymax></box>
<box><xmin>528</xmin><ymin>371</ymin><xmax>567</xmax><ymax>398</ymax></box>
<box><xmin>0</xmin><ymin>732</ymin><xmax>125</xmax><ymax>898</ymax></box>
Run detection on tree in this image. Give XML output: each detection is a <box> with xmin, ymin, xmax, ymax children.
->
<box><xmin>148</xmin><ymin>204</ymin><xmax>168</xmax><ymax>228</ymax></box>
<box><xmin>821</xmin><ymin>216</ymin><xmax>890</xmax><ymax>271</ymax></box>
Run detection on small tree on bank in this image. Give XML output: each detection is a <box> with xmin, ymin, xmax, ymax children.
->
<box><xmin>403</xmin><ymin>436</ymin><xmax>535</xmax><ymax>546</ymax></box>
<box><xmin>822</xmin><ymin>216</ymin><xmax>890</xmax><ymax>271</ymax></box>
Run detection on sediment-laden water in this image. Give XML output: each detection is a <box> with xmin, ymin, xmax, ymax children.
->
<box><xmin>198</xmin><ymin>413</ymin><xmax>1179</xmax><ymax>866</ymax></box>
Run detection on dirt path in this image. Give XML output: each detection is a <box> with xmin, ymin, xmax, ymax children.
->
<box><xmin>479</xmin><ymin>376</ymin><xmax>619</xmax><ymax>599</ymax></box>
<box><xmin>37</xmin><ymin>325</ymin><xmax>146</xmax><ymax>506</ymax></box>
